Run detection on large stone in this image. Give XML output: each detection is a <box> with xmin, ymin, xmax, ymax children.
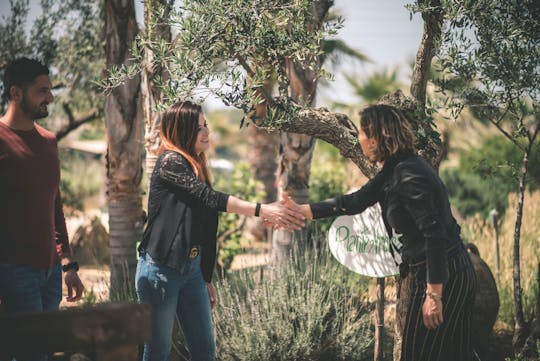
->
<box><xmin>467</xmin><ymin>243</ymin><xmax>500</xmax><ymax>360</ymax></box>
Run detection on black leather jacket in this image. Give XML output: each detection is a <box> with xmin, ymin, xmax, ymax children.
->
<box><xmin>311</xmin><ymin>152</ymin><xmax>462</xmax><ymax>284</ymax></box>
<box><xmin>138</xmin><ymin>151</ymin><xmax>229</xmax><ymax>282</ymax></box>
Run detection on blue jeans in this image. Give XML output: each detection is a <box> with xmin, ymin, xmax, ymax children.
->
<box><xmin>135</xmin><ymin>252</ymin><xmax>215</xmax><ymax>361</ymax></box>
<box><xmin>0</xmin><ymin>263</ymin><xmax>63</xmax><ymax>361</ymax></box>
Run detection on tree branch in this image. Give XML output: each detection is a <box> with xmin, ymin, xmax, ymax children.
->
<box><xmin>55</xmin><ymin>105</ymin><xmax>100</xmax><ymax>141</ymax></box>
<box><xmin>217</xmin><ymin>216</ymin><xmax>247</xmax><ymax>250</ymax></box>
<box><xmin>277</xmin><ymin>107</ymin><xmax>378</xmax><ymax>176</ymax></box>
<box><xmin>237</xmin><ymin>55</ymin><xmax>275</xmax><ymax>106</ymax></box>
<box><xmin>489</xmin><ymin>116</ymin><xmax>526</xmax><ymax>153</ymax></box>
<box><xmin>529</xmin><ymin>120</ymin><xmax>540</xmax><ymax>148</ymax></box>
<box><xmin>410</xmin><ymin>0</ymin><xmax>443</xmax><ymax>107</ymax></box>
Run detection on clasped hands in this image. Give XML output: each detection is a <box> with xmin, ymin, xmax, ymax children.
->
<box><xmin>259</xmin><ymin>192</ymin><xmax>310</xmax><ymax>231</ymax></box>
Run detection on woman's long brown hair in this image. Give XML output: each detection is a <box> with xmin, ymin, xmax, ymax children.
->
<box><xmin>158</xmin><ymin>101</ymin><xmax>211</xmax><ymax>184</ymax></box>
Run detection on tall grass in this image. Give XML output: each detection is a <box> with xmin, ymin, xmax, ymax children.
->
<box><xmin>213</xmin><ymin>242</ymin><xmax>374</xmax><ymax>361</ymax></box>
<box><xmin>461</xmin><ymin>191</ymin><xmax>540</xmax><ymax>325</ymax></box>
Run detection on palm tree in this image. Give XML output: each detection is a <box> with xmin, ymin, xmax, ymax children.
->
<box><xmin>103</xmin><ymin>0</ymin><xmax>144</xmax><ymax>299</ymax></box>
<box><xmin>348</xmin><ymin>67</ymin><xmax>401</xmax><ymax>103</ymax></box>
<box><xmin>141</xmin><ymin>0</ymin><xmax>174</xmax><ymax>178</ymax></box>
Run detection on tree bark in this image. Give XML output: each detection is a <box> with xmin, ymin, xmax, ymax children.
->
<box><xmin>374</xmin><ymin>278</ymin><xmax>385</xmax><ymax>361</ymax></box>
<box><xmin>271</xmin><ymin>107</ymin><xmax>378</xmax><ymax>175</ymax></box>
<box><xmin>410</xmin><ymin>0</ymin><xmax>443</xmax><ymax>108</ymax></box>
<box><xmin>104</xmin><ymin>0</ymin><xmax>144</xmax><ymax>299</ymax></box>
<box><xmin>512</xmin><ymin>122</ymin><xmax>540</xmax><ymax>353</ymax></box>
<box><xmin>142</xmin><ymin>0</ymin><xmax>173</xmax><ymax>178</ymax></box>
<box><xmin>270</xmin><ymin>0</ymin><xmax>335</xmax><ymax>263</ymax></box>
<box><xmin>512</xmin><ymin>148</ymin><xmax>530</xmax><ymax>351</ymax></box>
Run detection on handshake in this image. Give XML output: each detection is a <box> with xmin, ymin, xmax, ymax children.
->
<box><xmin>258</xmin><ymin>192</ymin><xmax>313</xmax><ymax>231</ymax></box>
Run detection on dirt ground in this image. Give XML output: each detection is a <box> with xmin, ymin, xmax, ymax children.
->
<box><xmin>60</xmin><ymin>267</ymin><xmax>111</xmax><ymax>307</ymax></box>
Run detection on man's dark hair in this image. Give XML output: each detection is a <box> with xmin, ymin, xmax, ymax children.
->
<box><xmin>2</xmin><ymin>57</ymin><xmax>50</xmax><ymax>102</ymax></box>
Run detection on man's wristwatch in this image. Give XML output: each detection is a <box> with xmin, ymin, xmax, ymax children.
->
<box><xmin>62</xmin><ymin>261</ymin><xmax>79</xmax><ymax>273</ymax></box>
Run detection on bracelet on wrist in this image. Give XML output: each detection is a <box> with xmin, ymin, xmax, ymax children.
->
<box><xmin>62</xmin><ymin>261</ymin><xmax>79</xmax><ymax>273</ymax></box>
<box><xmin>254</xmin><ymin>202</ymin><xmax>261</xmax><ymax>217</ymax></box>
<box><xmin>426</xmin><ymin>290</ymin><xmax>442</xmax><ymax>301</ymax></box>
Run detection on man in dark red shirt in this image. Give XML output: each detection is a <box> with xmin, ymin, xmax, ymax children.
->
<box><xmin>0</xmin><ymin>58</ymin><xmax>84</xmax><ymax>359</ymax></box>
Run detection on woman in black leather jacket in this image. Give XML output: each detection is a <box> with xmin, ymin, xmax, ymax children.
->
<box><xmin>136</xmin><ymin>101</ymin><xmax>304</xmax><ymax>361</ymax></box>
<box><xmin>287</xmin><ymin>104</ymin><xmax>476</xmax><ymax>361</ymax></box>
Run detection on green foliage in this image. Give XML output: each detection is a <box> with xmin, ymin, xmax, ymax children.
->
<box><xmin>0</xmin><ymin>0</ymin><xmax>104</xmax><ymax>124</ymax></box>
<box><xmin>213</xmin><ymin>243</ymin><xmax>373</xmax><ymax>361</ymax></box>
<box><xmin>80</xmin><ymin>289</ymin><xmax>98</xmax><ymax>308</ymax></box>
<box><xmin>432</xmin><ymin>2</ymin><xmax>539</xmax><ymax>342</ymax></box>
<box><xmin>441</xmin><ymin>135</ymin><xmax>540</xmax><ymax>217</ymax></box>
<box><xmin>78</xmin><ymin>119</ymin><xmax>106</xmax><ymax>140</ymax></box>
<box><xmin>59</xmin><ymin>150</ymin><xmax>103</xmax><ymax>211</ymax></box>
<box><xmin>309</xmin><ymin>140</ymin><xmax>349</xmax><ymax>235</ymax></box>
<box><xmin>213</xmin><ymin>161</ymin><xmax>265</xmax><ymax>270</ymax></box>
<box><xmin>441</xmin><ymin>168</ymin><xmax>507</xmax><ymax>218</ymax></box>
<box><xmin>435</xmin><ymin>0</ymin><xmax>539</xmax><ymax>113</ymax></box>
<box><xmin>102</xmin><ymin>0</ymin><xmax>340</xmax><ymax>126</ymax></box>
<box><xmin>458</xmin><ymin>136</ymin><xmax>540</xmax><ymax>187</ymax></box>
<box><xmin>431</xmin><ymin>0</ymin><xmax>539</xmax><ymax>153</ymax></box>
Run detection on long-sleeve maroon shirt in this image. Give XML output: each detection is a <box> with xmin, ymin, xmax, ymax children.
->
<box><xmin>0</xmin><ymin>121</ymin><xmax>71</xmax><ymax>269</ymax></box>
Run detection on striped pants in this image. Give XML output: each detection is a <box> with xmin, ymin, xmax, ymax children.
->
<box><xmin>400</xmin><ymin>251</ymin><xmax>477</xmax><ymax>361</ymax></box>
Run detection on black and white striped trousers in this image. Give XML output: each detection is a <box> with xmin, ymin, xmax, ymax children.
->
<box><xmin>400</xmin><ymin>250</ymin><xmax>477</xmax><ymax>361</ymax></box>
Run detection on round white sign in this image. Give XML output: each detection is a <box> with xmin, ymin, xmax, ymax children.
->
<box><xmin>328</xmin><ymin>204</ymin><xmax>401</xmax><ymax>277</ymax></box>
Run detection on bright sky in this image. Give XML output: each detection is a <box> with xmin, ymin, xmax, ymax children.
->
<box><xmin>1</xmin><ymin>0</ymin><xmax>424</xmax><ymax>108</ymax></box>
<box><xmin>322</xmin><ymin>0</ymin><xmax>423</xmax><ymax>106</ymax></box>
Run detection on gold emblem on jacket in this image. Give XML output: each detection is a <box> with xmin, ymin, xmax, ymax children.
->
<box><xmin>189</xmin><ymin>247</ymin><xmax>199</xmax><ymax>259</ymax></box>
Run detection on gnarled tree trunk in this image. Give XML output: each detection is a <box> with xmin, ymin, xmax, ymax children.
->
<box><xmin>104</xmin><ymin>0</ymin><xmax>144</xmax><ymax>299</ymax></box>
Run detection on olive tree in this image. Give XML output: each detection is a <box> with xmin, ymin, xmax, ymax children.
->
<box><xmin>435</xmin><ymin>0</ymin><xmax>540</xmax><ymax>355</ymax></box>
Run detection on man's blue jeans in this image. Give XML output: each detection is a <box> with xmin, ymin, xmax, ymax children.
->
<box><xmin>0</xmin><ymin>263</ymin><xmax>63</xmax><ymax>361</ymax></box>
<box><xmin>136</xmin><ymin>252</ymin><xmax>215</xmax><ymax>361</ymax></box>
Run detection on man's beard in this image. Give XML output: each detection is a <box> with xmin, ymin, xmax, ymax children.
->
<box><xmin>21</xmin><ymin>95</ymin><xmax>48</xmax><ymax>119</ymax></box>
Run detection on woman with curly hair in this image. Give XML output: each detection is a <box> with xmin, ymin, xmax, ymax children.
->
<box><xmin>286</xmin><ymin>104</ymin><xmax>476</xmax><ymax>361</ymax></box>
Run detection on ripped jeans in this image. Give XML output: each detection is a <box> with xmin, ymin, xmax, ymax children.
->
<box><xmin>135</xmin><ymin>252</ymin><xmax>215</xmax><ymax>361</ymax></box>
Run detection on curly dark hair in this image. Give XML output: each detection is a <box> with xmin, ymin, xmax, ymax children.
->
<box><xmin>359</xmin><ymin>104</ymin><xmax>416</xmax><ymax>162</ymax></box>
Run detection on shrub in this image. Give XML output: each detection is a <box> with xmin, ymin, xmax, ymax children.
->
<box><xmin>213</xmin><ymin>161</ymin><xmax>265</xmax><ymax>271</ymax></box>
<box><xmin>309</xmin><ymin>140</ymin><xmax>350</xmax><ymax>236</ymax></box>
<box><xmin>213</xmin><ymin>243</ymin><xmax>374</xmax><ymax>361</ymax></box>
<box><xmin>441</xmin><ymin>135</ymin><xmax>540</xmax><ymax>217</ymax></box>
<box><xmin>441</xmin><ymin>168</ymin><xmax>509</xmax><ymax>218</ymax></box>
